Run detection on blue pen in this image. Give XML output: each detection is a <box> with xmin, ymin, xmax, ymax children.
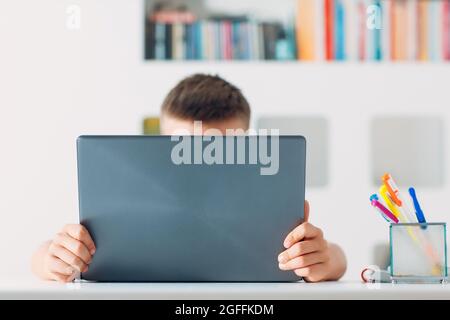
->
<box><xmin>408</xmin><ymin>187</ymin><xmax>427</xmax><ymax>224</ymax></box>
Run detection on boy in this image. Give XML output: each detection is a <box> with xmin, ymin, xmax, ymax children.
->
<box><xmin>32</xmin><ymin>74</ymin><xmax>347</xmax><ymax>282</ymax></box>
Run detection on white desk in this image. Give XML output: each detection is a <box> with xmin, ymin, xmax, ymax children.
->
<box><xmin>1</xmin><ymin>280</ymin><xmax>450</xmax><ymax>300</ymax></box>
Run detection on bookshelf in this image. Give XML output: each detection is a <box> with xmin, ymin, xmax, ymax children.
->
<box><xmin>144</xmin><ymin>0</ymin><xmax>450</xmax><ymax>63</ymax></box>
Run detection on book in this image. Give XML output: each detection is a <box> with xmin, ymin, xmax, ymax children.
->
<box><xmin>165</xmin><ymin>24</ymin><xmax>173</xmax><ymax>60</ymax></box>
<box><xmin>391</xmin><ymin>0</ymin><xmax>406</xmax><ymax>60</ymax></box>
<box><xmin>324</xmin><ymin>0</ymin><xmax>335</xmax><ymax>60</ymax></box>
<box><xmin>150</xmin><ymin>9</ymin><xmax>195</xmax><ymax>24</ymax></box>
<box><xmin>258</xmin><ymin>23</ymin><xmax>266</xmax><ymax>60</ymax></box>
<box><xmin>249</xmin><ymin>21</ymin><xmax>261</xmax><ymax>60</ymax></box>
<box><xmin>444</xmin><ymin>0</ymin><xmax>450</xmax><ymax>60</ymax></box>
<box><xmin>428</xmin><ymin>0</ymin><xmax>443</xmax><ymax>61</ymax></box>
<box><xmin>407</xmin><ymin>0</ymin><xmax>417</xmax><ymax>61</ymax></box>
<box><xmin>357</xmin><ymin>0</ymin><xmax>366</xmax><ymax>60</ymax></box>
<box><xmin>243</xmin><ymin>22</ymin><xmax>252</xmax><ymax>60</ymax></box>
<box><xmin>296</xmin><ymin>0</ymin><xmax>316</xmax><ymax>60</ymax></box>
<box><xmin>382</xmin><ymin>0</ymin><xmax>391</xmax><ymax>61</ymax></box>
<box><xmin>145</xmin><ymin>21</ymin><xmax>156</xmax><ymax>60</ymax></box>
<box><xmin>335</xmin><ymin>0</ymin><xmax>346</xmax><ymax>60</ymax></box>
<box><xmin>185</xmin><ymin>24</ymin><xmax>194</xmax><ymax>60</ymax></box>
<box><xmin>372</xmin><ymin>0</ymin><xmax>383</xmax><ymax>61</ymax></box>
<box><xmin>314</xmin><ymin>0</ymin><xmax>325</xmax><ymax>60</ymax></box>
<box><xmin>344</xmin><ymin>0</ymin><xmax>357</xmax><ymax>61</ymax></box>
<box><xmin>417</xmin><ymin>0</ymin><xmax>428</xmax><ymax>61</ymax></box>
<box><xmin>364</xmin><ymin>0</ymin><xmax>373</xmax><ymax>60</ymax></box>
<box><xmin>155</xmin><ymin>23</ymin><xmax>166</xmax><ymax>60</ymax></box>
<box><xmin>223</xmin><ymin>21</ymin><xmax>233</xmax><ymax>60</ymax></box>
<box><xmin>172</xmin><ymin>23</ymin><xmax>184</xmax><ymax>60</ymax></box>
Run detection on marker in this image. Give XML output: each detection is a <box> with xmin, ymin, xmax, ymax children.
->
<box><xmin>370</xmin><ymin>194</ymin><xmax>399</xmax><ymax>223</ymax></box>
<box><xmin>379</xmin><ymin>185</ymin><xmax>403</xmax><ymax>221</ymax></box>
<box><xmin>409</xmin><ymin>187</ymin><xmax>427</xmax><ymax>223</ymax></box>
<box><xmin>382</xmin><ymin>173</ymin><xmax>402</xmax><ymax>206</ymax></box>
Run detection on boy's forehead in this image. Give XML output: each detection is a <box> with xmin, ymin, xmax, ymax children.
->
<box><xmin>160</xmin><ymin>114</ymin><xmax>248</xmax><ymax>135</ymax></box>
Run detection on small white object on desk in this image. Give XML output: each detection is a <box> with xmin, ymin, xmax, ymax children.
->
<box><xmin>1</xmin><ymin>279</ymin><xmax>450</xmax><ymax>300</ymax></box>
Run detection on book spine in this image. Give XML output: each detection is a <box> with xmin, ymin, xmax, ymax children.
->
<box><xmin>428</xmin><ymin>0</ymin><xmax>437</xmax><ymax>60</ymax></box>
<box><xmin>248</xmin><ymin>21</ymin><xmax>257</xmax><ymax>60</ymax></box>
<box><xmin>390</xmin><ymin>0</ymin><xmax>397</xmax><ymax>60</ymax></box>
<box><xmin>382</xmin><ymin>0</ymin><xmax>391</xmax><ymax>61</ymax></box>
<box><xmin>343</xmin><ymin>0</ymin><xmax>356</xmax><ymax>61</ymax></box>
<box><xmin>429</xmin><ymin>0</ymin><xmax>443</xmax><ymax>61</ymax></box>
<box><xmin>184</xmin><ymin>24</ymin><xmax>192</xmax><ymax>60</ymax></box>
<box><xmin>417</xmin><ymin>0</ymin><xmax>428</xmax><ymax>61</ymax></box>
<box><xmin>194</xmin><ymin>22</ymin><xmax>202</xmax><ymax>60</ymax></box>
<box><xmin>335</xmin><ymin>0</ymin><xmax>346</xmax><ymax>60</ymax></box>
<box><xmin>165</xmin><ymin>24</ymin><xmax>173</xmax><ymax>60</ymax></box>
<box><xmin>324</xmin><ymin>0</ymin><xmax>335</xmax><ymax>60</ymax></box>
<box><xmin>215</xmin><ymin>22</ymin><xmax>222</xmax><ymax>60</ymax></box>
<box><xmin>444</xmin><ymin>0</ymin><xmax>450</xmax><ymax>60</ymax></box>
<box><xmin>358</xmin><ymin>0</ymin><xmax>366</xmax><ymax>60</ymax></box>
<box><xmin>224</xmin><ymin>21</ymin><xmax>233</xmax><ymax>60</ymax></box>
<box><xmin>208</xmin><ymin>21</ymin><xmax>215</xmax><ymax>60</ymax></box>
<box><xmin>244</xmin><ymin>22</ymin><xmax>252</xmax><ymax>60</ymax></box>
<box><xmin>231</xmin><ymin>22</ymin><xmax>239</xmax><ymax>60</ymax></box>
<box><xmin>202</xmin><ymin>21</ymin><xmax>211</xmax><ymax>60</ymax></box>
<box><xmin>145</xmin><ymin>21</ymin><xmax>156</xmax><ymax>60</ymax></box>
<box><xmin>314</xmin><ymin>0</ymin><xmax>325</xmax><ymax>61</ymax></box>
<box><xmin>373</xmin><ymin>0</ymin><xmax>382</xmax><ymax>61</ymax></box>
<box><xmin>155</xmin><ymin>23</ymin><xmax>166</xmax><ymax>60</ymax></box>
<box><xmin>287</xmin><ymin>19</ymin><xmax>297</xmax><ymax>61</ymax></box>
<box><xmin>364</xmin><ymin>0</ymin><xmax>373</xmax><ymax>61</ymax></box>
<box><xmin>297</xmin><ymin>0</ymin><xmax>316</xmax><ymax>60</ymax></box>
<box><xmin>397</xmin><ymin>0</ymin><xmax>408</xmax><ymax>60</ymax></box>
<box><xmin>407</xmin><ymin>0</ymin><xmax>417</xmax><ymax>61</ymax></box>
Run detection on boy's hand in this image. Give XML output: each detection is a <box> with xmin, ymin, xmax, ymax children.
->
<box><xmin>43</xmin><ymin>224</ymin><xmax>96</xmax><ymax>283</ymax></box>
<box><xmin>277</xmin><ymin>201</ymin><xmax>332</xmax><ymax>282</ymax></box>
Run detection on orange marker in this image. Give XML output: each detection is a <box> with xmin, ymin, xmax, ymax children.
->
<box><xmin>382</xmin><ymin>173</ymin><xmax>402</xmax><ymax>207</ymax></box>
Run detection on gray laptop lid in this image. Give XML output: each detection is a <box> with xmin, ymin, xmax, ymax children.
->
<box><xmin>77</xmin><ymin>135</ymin><xmax>306</xmax><ymax>282</ymax></box>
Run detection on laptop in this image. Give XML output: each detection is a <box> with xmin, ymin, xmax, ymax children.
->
<box><xmin>77</xmin><ymin>135</ymin><xmax>306</xmax><ymax>282</ymax></box>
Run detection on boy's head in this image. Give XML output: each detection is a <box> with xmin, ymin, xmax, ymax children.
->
<box><xmin>160</xmin><ymin>74</ymin><xmax>251</xmax><ymax>134</ymax></box>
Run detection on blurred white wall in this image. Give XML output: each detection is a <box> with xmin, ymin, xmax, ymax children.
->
<box><xmin>0</xmin><ymin>0</ymin><xmax>449</xmax><ymax>281</ymax></box>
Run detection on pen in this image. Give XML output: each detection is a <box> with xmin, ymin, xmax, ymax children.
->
<box><xmin>370</xmin><ymin>194</ymin><xmax>399</xmax><ymax>223</ymax></box>
<box><xmin>409</xmin><ymin>187</ymin><xmax>427</xmax><ymax>224</ymax></box>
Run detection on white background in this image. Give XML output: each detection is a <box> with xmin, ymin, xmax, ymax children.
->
<box><xmin>0</xmin><ymin>0</ymin><xmax>449</xmax><ymax>281</ymax></box>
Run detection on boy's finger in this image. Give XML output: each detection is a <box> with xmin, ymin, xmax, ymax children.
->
<box><xmin>304</xmin><ymin>200</ymin><xmax>310</xmax><ymax>222</ymax></box>
<box><xmin>54</xmin><ymin>233</ymin><xmax>92</xmax><ymax>264</ymax></box>
<box><xmin>50</xmin><ymin>271</ymin><xmax>74</xmax><ymax>283</ymax></box>
<box><xmin>278</xmin><ymin>251</ymin><xmax>328</xmax><ymax>271</ymax></box>
<box><xmin>48</xmin><ymin>256</ymin><xmax>75</xmax><ymax>276</ymax></box>
<box><xmin>283</xmin><ymin>223</ymin><xmax>323</xmax><ymax>248</ymax></box>
<box><xmin>294</xmin><ymin>264</ymin><xmax>328</xmax><ymax>282</ymax></box>
<box><xmin>278</xmin><ymin>240</ymin><xmax>324</xmax><ymax>263</ymax></box>
<box><xmin>49</xmin><ymin>243</ymin><xmax>89</xmax><ymax>273</ymax></box>
<box><xmin>62</xmin><ymin>224</ymin><xmax>96</xmax><ymax>254</ymax></box>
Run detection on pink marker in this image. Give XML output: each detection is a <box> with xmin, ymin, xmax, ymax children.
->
<box><xmin>371</xmin><ymin>199</ymin><xmax>399</xmax><ymax>224</ymax></box>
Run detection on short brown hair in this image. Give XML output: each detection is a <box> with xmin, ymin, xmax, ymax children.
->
<box><xmin>161</xmin><ymin>74</ymin><xmax>251</xmax><ymax>126</ymax></box>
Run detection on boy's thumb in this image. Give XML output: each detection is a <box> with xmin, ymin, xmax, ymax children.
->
<box><xmin>304</xmin><ymin>200</ymin><xmax>310</xmax><ymax>222</ymax></box>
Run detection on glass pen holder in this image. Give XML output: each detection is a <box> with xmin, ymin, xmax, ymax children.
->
<box><xmin>390</xmin><ymin>223</ymin><xmax>448</xmax><ymax>284</ymax></box>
